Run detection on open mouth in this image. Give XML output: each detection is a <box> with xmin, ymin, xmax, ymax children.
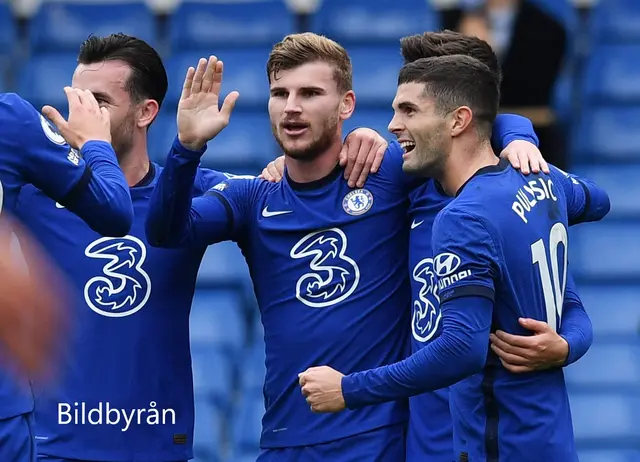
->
<box><xmin>400</xmin><ymin>140</ymin><xmax>416</xmax><ymax>154</ymax></box>
<box><xmin>282</xmin><ymin>122</ymin><xmax>309</xmax><ymax>136</ymax></box>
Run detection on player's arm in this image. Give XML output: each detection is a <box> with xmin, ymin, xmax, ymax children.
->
<box><xmin>145</xmin><ymin>138</ymin><xmax>254</xmax><ymax>248</ymax></box>
<box><xmin>303</xmin><ymin>210</ymin><xmax>498</xmax><ymax>409</ymax></box>
<box><xmin>489</xmin><ymin>274</ymin><xmax>592</xmax><ymax>372</ymax></box>
<box><xmin>550</xmin><ymin>166</ymin><xmax>610</xmax><ymax>225</ymax></box>
<box><xmin>2</xmin><ymin>92</ymin><xmax>133</xmax><ymax>236</ymax></box>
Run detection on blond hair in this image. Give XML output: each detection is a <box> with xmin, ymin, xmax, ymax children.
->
<box><xmin>267</xmin><ymin>32</ymin><xmax>352</xmax><ymax>93</ymax></box>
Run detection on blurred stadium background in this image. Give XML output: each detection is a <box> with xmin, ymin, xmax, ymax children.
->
<box><xmin>0</xmin><ymin>0</ymin><xmax>638</xmax><ymax>460</ymax></box>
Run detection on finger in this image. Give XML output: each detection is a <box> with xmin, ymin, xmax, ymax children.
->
<box><xmin>211</xmin><ymin>59</ymin><xmax>223</xmax><ymax>97</ymax></box>
<box><xmin>518</xmin><ymin>317</ymin><xmax>550</xmax><ymax>333</ymax></box>
<box><xmin>355</xmin><ymin>147</ymin><xmax>377</xmax><ymax>188</ymax></box>
<box><xmin>490</xmin><ymin>332</ymin><xmax>533</xmax><ymax>357</ymax></box>
<box><xmin>201</xmin><ymin>56</ymin><xmax>217</xmax><ymax>93</ymax></box>
<box><xmin>499</xmin><ymin>358</ymin><xmax>534</xmax><ymax>373</ymax></box>
<box><xmin>41</xmin><ymin>106</ymin><xmax>68</xmax><ymax>135</ymax></box>
<box><xmin>64</xmin><ymin>86</ymin><xmax>81</xmax><ymax>109</ymax></box>
<box><xmin>339</xmin><ymin>144</ymin><xmax>348</xmax><ymax>166</ymax></box>
<box><xmin>343</xmin><ymin>137</ymin><xmax>361</xmax><ymax>181</ymax></box>
<box><xmin>370</xmin><ymin>143</ymin><xmax>386</xmax><ymax>173</ymax></box>
<box><xmin>348</xmin><ymin>137</ymin><xmax>373</xmax><ymax>186</ymax></box>
<box><xmin>540</xmin><ymin>157</ymin><xmax>550</xmax><ymax>174</ymax></box>
<box><xmin>493</xmin><ymin>329</ymin><xmax>537</xmax><ymax>349</ymax></box>
<box><xmin>298</xmin><ymin>373</ymin><xmax>307</xmax><ymax>386</ymax></box>
<box><xmin>220</xmin><ymin>91</ymin><xmax>239</xmax><ymax>120</ymax></box>
<box><xmin>181</xmin><ymin>67</ymin><xmax>196</xmax><ymax>100</ymax></box>
<box><xmin>491</xmin><ymin>344</ymin><xmax>530</xmax><ymax>366</ymax></box>
<box><xmin>529</xmin><ymin>154</ymin><xmax>541</xmax><ymax>174</ymax></box>
<box><xmin>267</xmin><ymin>163</ymin><xmax>282</xmax><ymax>182</ymax></box>
<box><xmin>191</xmin><ymin>58</ymin><xmax>208</xmax><ymax>94</ymax></box>
<box><xmin>517</xmin><ymin>151</ymin><xmax>530</xmax><ymax>175</ymax></box>
<box><xmin>81</xmin><ymin>89</ymin><xmax>99</xmax><ymax>112</ymax></box>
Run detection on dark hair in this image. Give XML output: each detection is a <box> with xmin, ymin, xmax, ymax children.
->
<box><xmin>398</xmin><ymin>55</ymin><xmax>499</xmax><ymax>139</ymax></box>
<box><xmin>78</xmin><ymin>33</ymin><xmax>168</xmax><ymax>110</ymax></box>
<box><xmin>400</xmin><ymin>30</ymin><xmax>501</xmax><ymax>84</ymax></box>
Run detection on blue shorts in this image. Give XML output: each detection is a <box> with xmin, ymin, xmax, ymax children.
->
<box><xmin>258</xmin><ymin>423</ymin><xmax>406</xmax><ymax>462</ymax></box>
<box><xmin>0</xmin><ymin>412</ymin><xmax>36</xmax><ymax>462</ymax></box>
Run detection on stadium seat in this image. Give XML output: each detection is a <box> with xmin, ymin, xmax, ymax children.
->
<box><xmin>193</xmin><ymin>397</ymin><xmax>224</xmax><ymax>462</ymax></box>
<box><xmin>149</xmin><ymin>109</ymin><xmax>275</xmax><ymax>170</ymax></box>
<box><xmin>578</xmin><ymin>450</ymin><xmax>640</xmax><ymax>462</ymax></box>
<box><xmin>197</xmin><ymin>241</ymin><xmax>254</xmax><ymax>288</ymax></box>
<box><xmin>192</xmin><ymin>345</ymin><xmax>236</xmax><ymax>410</ymax></box>
<box><xmin>589</xmin><ymin>0</ymin><xmax>640</xmax><ymax>44</ymax></box>
<box><xmin>190</xmin><ymin>288</ymin><xmax>247</xmax><ymax>354</ymax></box>
<box><xmin>569</xmin><ymin>223</ymin><xmax>640</xmax><ymax>281</ymax></box>
<box><xmin>578</xmin><ymin>284</ymin><xmax>640</xmax><ymax>339</ymax></box>
<box><xmin>570</xmin><ymin>392</ymin><xmax>640</xmax><ymax>444</ymax></box>
<box><xmin>348</xmin><ymin>46</ymin><xmax>404</xmax><ymax>107</ymax></box>
<box><xmin>565</xmin><ymin>343</ymin><xmax>640</xmax><ymax>389</ymax></box>
<box><xmin>29</xmin><ymin>2</ymin><xmax>156</xmax><ymax>52</ymax></box>
<box><xmin>241</xmin><ymin>342</ymin><xmax>266</xmax><ymax>393</ymax></box>
<box><xmin>313</xmin><ymin>0</ymin><xmax>439</xmax><ymax>44</ymax></box>
<box><xmin>571</xmin><ymin>106</ymin><xmax>640</xmax><ymax>162</ymax></box>
<box><xmin>169</xmin><ymin>1</ymin><xmax>293</xmax><ymax>51</ymax></box>
<box><xmin>583</xmin><ymin>45</ymin><xmax>640</xmax><ymax>105</ymax></box>
<box><xmin>570</xmin><ymin>164</ymin><xmax>640</xmax><ymax>218</ymax></box>
<box><xmin>231</xmin><ymin>392</ymin><xmax>263</xmax><ymax>454</ymax></box>
<box><xmin>165</xmin><ymin>49</ymin><xmax>270</xmax><ymax>108</ymax></box>
<box><xmin>16</xmin><ymin>53</ymin><xmax>78</xmax><ymax>110</ymax></box>
<box><xmin>344</xmin><ymin>109</ymin><xmax>395</xmax><ymax>142</ymax></box>
<box><xmin>0</xmin><ymin>3</ymin><xmax>16</xmax><ymax>79</ymax></box>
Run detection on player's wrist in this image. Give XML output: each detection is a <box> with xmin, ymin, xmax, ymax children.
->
<box><xmin>177</xmin><ymin>134</ymin><xmax>206</xmax><ymax>153</ymax></box>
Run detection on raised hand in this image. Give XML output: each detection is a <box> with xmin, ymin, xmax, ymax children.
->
<box><xmin>42</xmin><ymin>87</ymin><xmax>111</xmax><ymax>150</ymax></box>
<box><xmin>177</xmin><ymin>56</ymin><xmax>240</xmax><ymax>151</ymax></box>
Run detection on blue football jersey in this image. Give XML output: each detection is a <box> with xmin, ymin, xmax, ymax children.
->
<box><xmin>430</xmin><ymin>160</ymin><xmax>592</xmax><ymax>462</ymax></box>
<box><xmin>0</xmin><ymin>93</ymin><xmax>132</xmax><ymax>420</ymax></box>
<box><xmin>16</xmin><ymin>163</ymin><xmax>225</xmax><ymax>460</ymax></box>
<box><xmin>146</xmin><ymin>139</ymin><xmax>415</xmax><ymax>448</ymax></box>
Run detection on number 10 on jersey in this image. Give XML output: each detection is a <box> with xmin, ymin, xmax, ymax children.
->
<box><xmin>531</xmin><ymin>223</ymin><xmax>569</xmax><ymax>332</ymax></box>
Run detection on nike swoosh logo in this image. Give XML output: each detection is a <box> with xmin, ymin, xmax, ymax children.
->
<box><xmin>262</xmin><ymin>207</ymin><xmax>292</xmax><ymax>218</ymax></box>
<box><xmin>55</xmin><ymin>202</ymin><xmax>65</xmax><ymax>209</ymax></box>
<box><xmin>411</xmin><ymin>220</ymin><xmax>424</xmax><ymax>229</ymax></box>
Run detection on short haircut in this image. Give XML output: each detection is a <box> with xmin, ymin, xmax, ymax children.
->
<box><xmin>78</xmin><ymin>33</ymin><xmax>168</xmax><ymax>110</ymax></box>
<box><xmin>267</xmin><ymin>32</ymin><xmax>352</xmax><ymax>93</ymax></box>
<box><xmin>398</xmin><ymin>55</ymin><xmax>499</xmax><ymax>139</ymax></box>
<box><xmin>400</xmin><ymin>30</ymin><xmax>501</xmax><ymax>84</ymax></box>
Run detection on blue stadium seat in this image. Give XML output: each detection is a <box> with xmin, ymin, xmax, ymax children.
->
<box><xmin>17</xmin><ymin>53</ymin><xmax>78</xmax><ymax>110</ymax></box>
<box><xmin>344</xmin><ymin>109</ymin><xmax>395</xmax><ymax>141</ymax></box>
<box><xmin>578</xmin><ymin>450</ymin><xmax>640</xmax><ymax>462</ymax></box>
<box><xmin>193</xmin><ymin>397</ymin><xmax>224</xmax><ymax>462</ymax></box>
<box><xmin>192</xmin><ymin>346</ymin><xmax>236</xmax><ymax>410</ymax></box>
<box><xmin>565</xmin><ymin>343</ymin><xmax>640</xmax><ymax>389</ymax></box>
<box><xmin>578</xmin><ymin>284</ymin><xmax>640</xmax><ymax>339</ymax></box>
<box><xmin>589</xmin><ymin>0</ymin><xmax>640</xmax><ymax>44</ymax></box>
<box><xmin>29</xmin><ymin>2</ymin><xmax>156</xmax><ymax>52</ymax></box>
<box><xmin>313</xmin><ymin>0</ymin><xmax>438</xmax><ymax>44</ymax></box>
<box><xmin>165</xmin><ymin>49</ymin><xmax>270</xmax><ymax>108</ymax></box>
<box><xmin>197</xmin><ymin>241</ymin><xmax>253</xmax><ymax>288</ymax></box>
<box><xmin>572</xmin><ymin>106</ymin><xmax>640</xmax><ymax>162</ymax></box>
<box><xmin>241</xmin><ymin>342</ymin><xmax>266</xmax><ymax>392</ymax></box>
<box><xmin>583</xmin><ymin>46</ymin><xmax>640</xmax><ymax>105</ymax></box>
<box><xmin>190</xmin><ymin>289</ymin><xmax>246</xmax><ymax>353</ymax></box>
<box><xmin>570</xmin><ymin>392</ymin><xmax>640</xmax><ymax>444</ymax></box>
<box><xmin>349</xmin><ymin>46</ymin><xmax>403</xmax><ymax>107</ymax></box>
<box><xmin>570</xmin><ymin>164</ymin><xmax>640</xmax><ymax>218</ymax></box>
<box><xmin>149</xmin><ymin>109</ymin><xmax>275</xmax><ymax>170</ymax></box>
<box><xmin>231</xmin><ymin>392</ymin><xmax>263</xmax><ymax>454</ymax></box>
<box><xmin>569</xmin><ymin>223</ymin><xmax>640</xmax><ymax>281</ymax></box>
<box><xmin>170</xmin><ymin>1</ymin><xmax>293</xmax><ymax>50</ymax></box>
<box><xmin>0</xmin><ymin>4</ymin><xmax>16</xmax><ymax>58</ymax></box>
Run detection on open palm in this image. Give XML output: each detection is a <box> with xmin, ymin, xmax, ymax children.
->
<box><xmin>177</xmin><ymin>55</ymin><xmax>240</xmax><ymax>151</ymax></box>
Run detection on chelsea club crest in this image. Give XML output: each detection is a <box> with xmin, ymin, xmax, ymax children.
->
<box><xmin>342</xmin><ymin>189</ymin><xmax>373</xmax><ymax>216</ymax></box>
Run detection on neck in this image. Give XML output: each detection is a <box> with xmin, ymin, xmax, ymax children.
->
<box><xmin>284</xmin><ymin>136</ymin><xmax>343</xmax><ymax>183</ymax></box>
<box><xmin>439</xmin><ymin>139</ymin><xmax>497</xmax><ymax>196</ymax></box>
<box><xmin>119</xmin><ymin>138</ymin><xmax>151</xmax><ymax>187</ymax></box>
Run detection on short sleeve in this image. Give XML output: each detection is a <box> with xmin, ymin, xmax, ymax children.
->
<box><xmin>431</xmin><ymin>207</ymin><xmax>499</xmax><ymax>303</ymax></box>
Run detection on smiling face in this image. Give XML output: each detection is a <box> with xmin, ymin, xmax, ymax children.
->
<box><xmin>268</xmin><ymin>61</ymin><xmax>354</xmax><ymax>162</ymax></box>
<box><xmin>388</xmin><ymin>82</ymin><xmax>451</xmax><ymax>177</ymax></box>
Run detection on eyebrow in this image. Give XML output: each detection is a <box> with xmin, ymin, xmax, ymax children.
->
<box><xmin>91</xmin><ymin>91</ymin><xmax>112</xmax><ymax>102</ymax></box>
<box><xmin>396</xmin><ymin>101</ymin><xmax>419</xmax><ymax>112</ymax></box>
<box><xmin>270</xmin><ymin>86</ymin><xmax>327</xmax><ymax>94</ymax></box>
